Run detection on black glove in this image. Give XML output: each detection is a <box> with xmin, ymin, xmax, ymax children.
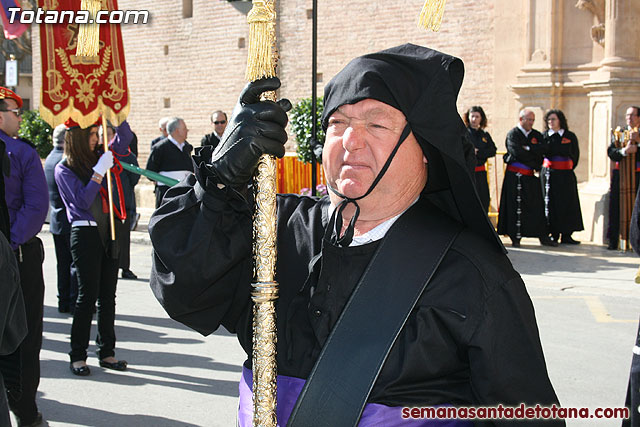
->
<box><xmin>211</xmin><ymin>77</ymin><xmax>291</xmax><ymax>187</ymax></box>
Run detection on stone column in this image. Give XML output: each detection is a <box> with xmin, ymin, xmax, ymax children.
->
<box><xmin>581</xmin><ymin>0</ymin><xmax>640</xmax><ymax>244</ymax></box>
<box><xmin>599</xmin><ymin>0</ymin><xmax>640</xmax><ymax>74</ymax></box>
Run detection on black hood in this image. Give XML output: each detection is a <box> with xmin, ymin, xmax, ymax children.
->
<box><xmin>322</xmin><ymin>43</ymin><xmax>503</xmax><ymax>251</ymax></box>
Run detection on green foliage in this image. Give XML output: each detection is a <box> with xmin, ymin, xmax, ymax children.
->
<box><xmin>19</xmin><ymin>110</ymin><xmax>53</xmax><ymax>159</ymax></box>
<box><xmin>290</xmin><ymin>97</ymin><xmax>324</xmax><ymax>164</ymax></box>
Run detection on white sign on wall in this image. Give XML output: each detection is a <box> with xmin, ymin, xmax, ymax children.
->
<box><xmin>6</xmin><ymin>60</ymin><xmax>17</xmax><ymax>87</ymax></box>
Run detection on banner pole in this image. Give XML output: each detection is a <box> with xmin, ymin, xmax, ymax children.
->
<box><xmin>102</xmin><ymin>115</ymin><xmax>116</xmax><ymax>241</ymax></box>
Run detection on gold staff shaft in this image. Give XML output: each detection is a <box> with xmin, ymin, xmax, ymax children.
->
<box><xmin>102</xmin><ymin>115</ymin><xmax>116</xmax><ymax>240</ymax></box>
<box><xmin>246</xmin><ymin>1</ymin><xmax>279</xmax><ymax>426</ymax></box>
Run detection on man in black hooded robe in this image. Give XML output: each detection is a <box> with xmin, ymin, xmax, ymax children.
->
<box><xmin>149</xmin><ymin>44</ymin><xmax>563</xmax><ymax>426</ymax></box>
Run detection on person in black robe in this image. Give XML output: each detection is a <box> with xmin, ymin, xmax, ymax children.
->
<box><xmin>541</xmin><ymin>109</ymin><xmax>583</xmax><ymax>244</ymax></box>
<box><xmin>606</xmin><ymin>106</ymin><xmax>640</xmax><ymax>250</ymax></box>
<box><xmin>463</xmin><ymin>106</ymin><xmax>496</xmax><ymax>212</ymax></box>
<box><xmin>497</xmin><ymin>109</ymin><xmax>556</xmax><ymax>247</ymax></box>
<box><xmin>150</xmin><ymin>44</ymin><xmax>562</xmax><ymax>426</ymax></box>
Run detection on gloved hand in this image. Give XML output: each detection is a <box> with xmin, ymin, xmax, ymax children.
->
<box><xmin>211</xmin><ymin>77</ymin><xmax>291</xmax><ymax>187</ymax></box>
<box><xmin>92</xmin><ymin>150</ymin><xmax>114</xmax><ymax>176</ymax></box>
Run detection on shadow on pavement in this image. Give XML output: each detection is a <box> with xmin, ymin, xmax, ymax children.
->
<box><xmin>506</xmin><ymin>245</ymin><xmax>637</xmax><ymax>275</ymax></box>
<box><xmin>36</xmin><ymin>396</ymin><xmax>200</xmax><ymax>427</ymax></box>
<box><xmin>39</xmin><ymin>357</ymin><xmax>240</xmax><ymax>397</ymax></box>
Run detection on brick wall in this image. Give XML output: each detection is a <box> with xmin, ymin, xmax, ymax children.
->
<box><xmin>32</xmin><ymin>0</ymin><xmax>499</xmax><ymax>209</ymax></box>
<box><xmin>33</xmin><ymin>0</ymin><xmax>496</xmax><ymax>165</ymax></box>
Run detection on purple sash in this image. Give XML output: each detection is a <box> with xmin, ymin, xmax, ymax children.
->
<box><xmin>238</xmin><ymin>367</ymin><xmax>471</xmax><ymax>426</ymax></box>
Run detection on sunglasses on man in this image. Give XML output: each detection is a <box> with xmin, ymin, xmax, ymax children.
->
<box><xmin>0</xmin><ymin>108</ymin><xmax>21</xmax><ymax>117</ymax></box>
<box><xmin>214</xmin><ymin>120</ymin><xmax>227</xmax><ymax>125</ymax></box>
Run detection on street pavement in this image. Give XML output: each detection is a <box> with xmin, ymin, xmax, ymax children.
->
<box><xmin>10</xmin><ymin>231</ymin><xmax>640</xmax><ymax>426</ymax></box>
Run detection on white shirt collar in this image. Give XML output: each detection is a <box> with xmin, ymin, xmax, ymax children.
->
<box><xmin>517</xmin><ymin>124</ymin><xmax>531</xmax><ymax>137</ymax></box>
<box><xmin>214</xmin><ymin>131</ymin><xmax>223</xmax><ymax>139</ymax></box>
<box><xmin>168</xmin><ymin>135</ymin><xmax>185</xmax><ymax>150</ymax></box>
<box><xmin>327</xmin><ymin>197</ymin><xmax>419</xmax><ymax>246</ymax></box>
<box><xmin>547</xmin><ymin>129</ymin><xmax>564</xmax><ymax>136</ymax></box>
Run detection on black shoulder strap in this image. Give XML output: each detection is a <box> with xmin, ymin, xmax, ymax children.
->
<box><xmin>287</xmin><ymin>201</ymin><xmax>462</xmax><ymax>427</ymax></box>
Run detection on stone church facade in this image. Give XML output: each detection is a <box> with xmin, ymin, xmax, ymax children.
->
<box><xmin>30</xmin><ymin>0</ymin><xmax>640</xmax><ymax>243</ymax></box>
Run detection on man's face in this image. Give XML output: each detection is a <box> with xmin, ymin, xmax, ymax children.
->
<box><xmin>212</xmin><ymin>113</ymin><xmax>227</xmax><ymax>136</ymax></box>
<box><xmin>519</xmin><ymin>111</ymin><xmax>535</xmax><ymax>132</ymax></box>
<box><xmin>0</xmin><ymin>99</ymin><xmax>22</xmax><ymax>137</ymax></box>
<box><xmin>626</xmin><ymin>107</ymin><xmax>640</xmax><ymax>128</ymax></box>
<box><xmin>172</xmin><ymin>120</ymin><xmax>188</xmax><ymax>143</ymax></box>
<box><xmin>323</xmin><ymin>99</ymin><xmax>427</xmax><ymax>207</ymax></box>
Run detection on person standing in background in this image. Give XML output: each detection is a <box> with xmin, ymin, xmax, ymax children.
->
<box><xmin>200</xmin><ymin>110</ymin><xmax>227</xmax><ymax>150</ymax></box>
<box><xmin>606</xmin><ymin>106</ymin><xmax>640</xmax><ymax>250</ymax></box>
<box><xmin>497</xmin><ymin>109</ymin><xmax>556</xmax><ymax>247</ymax></box>
<box><xmin>100</xmin><ymin>122</ymin><xmax>140</xmax><ymax>280</ymax></box>
<box><xmin>44</xmin><ymin>124</ymin><xmax>78</xmax><ymax>313</ymax></box>
<box><xmin>151</xmin><ymin>117</ymin><xmax>170</xmax><ymax>148</ymax></box>
<box><xmin>464</xmin><ymin>106</ymin><xmax>496</xmax><ymax>213</ymax></box>
<box><xmin>541</xmin><ymin>109</ymin><xmax>583</xmax><ymax>245</ymax></box>
<box><xmin>55</xmin><ymin>120</ymin><xmax>132</xmax><ymax>376</ymax></box>
<box><xmin>146</xmin><ymin>117</ymin><xmax>193</xmax><ymax>208</ymax></box>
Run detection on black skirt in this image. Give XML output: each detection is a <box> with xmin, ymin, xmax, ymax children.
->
<box><xmin>541</xmin><ymin>168</ymin><xmax>584</xmax><ymax>234</ymax></box>
<box><xmin>497</xmin><ymin>170</ymin><xmax>547</xmax><ymax>238</ymax></box>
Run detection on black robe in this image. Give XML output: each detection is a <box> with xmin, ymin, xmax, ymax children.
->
<box><xmin>607</xmin><ymin>129</ymin><xmax>640</xmax><ymax>246</ymax></box>
<box><xmin>149</xmin><ymin>173</ymin><xmax>562</xmax><ymax>422</ymax></box>
<box><xmin>497</xmin><ymin>127</ymin><xmax>548</xmax><ymax>239</ymax></box>
<box><xmin>466</xmin><ymin>127</ymin><xmax>497</xmax><ymax>212</ymax></box>
<box><xmin>541</xmin><ymin>130</ymin><xmax>584</xmax><ymax>235</ymax></box>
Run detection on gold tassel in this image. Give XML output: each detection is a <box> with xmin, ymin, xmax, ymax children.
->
<box><xmin>418</xmin><ymin>0</ymin><xmax>447</xmax><ymax>32</ymax></box>
<box><xmin>245</xmin><ymin>1</ymin><xmax>277</xmax><ymax>81</ymax></box>
<box><xmin>76</xmin><ymin>0</ymin><xmax>102</xmax><ymax>57</ymax></box>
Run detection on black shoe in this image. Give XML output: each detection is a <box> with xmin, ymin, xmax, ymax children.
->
<box><xmin>70</xmin><ymin>363</ymin><xmax>91</xmax><ymax>376</ymax></box>
<box><xmin>58</xmin><ymin>306</ymin><xmax>70</xmax><ymax>313</ymax></box>
<box><xmin>99</xmin><ymin>359</ymin><xmax>128</xmax><ymax>371</ymax></box>
<box><xmin>561</xmin><ymin>235</ymin><xmax>580</xmax><ymax>245</ymax></box>
<box><xmin>539</xmin><ymin>236</ymin><xmax>559</xmax><ymax>247</ymax></box>
<box><xmin>17</xmin><ymin>412</ymin><xmax>43</xmax><ymax>427</ymax></box>
<box><xmin>510</xmin><ymin>238</ymin><xmax>521</xmax><ymax>247</ymax></box>
<box><xmin>607</xmin><ymin>241</ymin><xmax>618</xmax><ymax>250</ymax></box>
<box><xmin>121</xmin><ymin>269</ymin><xmax>137</xmax><ymax>280</ymax></box>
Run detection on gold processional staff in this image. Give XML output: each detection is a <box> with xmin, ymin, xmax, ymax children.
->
<box><xmin>612</xmin><ymin>126</ymin><xmax>639</xmax><ymax>252</ymax></box>
<box><xmin>245</xmin><ymin>0</ymin><xmax>447</xmax><ymax>425</ymax></box>
<box><xmin>245</xmin><ymin>1</ymin><xmax>279</xmax><ymax>425</ymax></box>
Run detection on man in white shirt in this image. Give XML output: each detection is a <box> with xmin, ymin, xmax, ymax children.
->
<box><xmin>146</xmin><ymin>117</ymin><xmax>194</xmax><ymax>208</ymax></box>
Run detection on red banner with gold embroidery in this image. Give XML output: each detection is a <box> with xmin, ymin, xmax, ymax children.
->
<box><xmin>38</xmin><ymin>0</ymin><xmax>128</xmax><ymax>128</ymax></box>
